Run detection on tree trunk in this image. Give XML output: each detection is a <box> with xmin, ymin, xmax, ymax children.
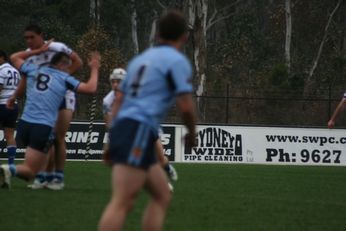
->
<box><xmin>148</xmin><ymin>10</ymin><xmax>158</xmax><ymax>47</ymax></box>
<box><xmin>284</xmin><ymin>0</ymin><xmax>292</xmax><ymax>74</ymax></box>
<box><xmin>90</xmin><ymin>0</ymin><xmax>101</xmax><ymax>26</ymax></box>
<box><xmin>131</xmin><ymin>0</ymin><xmax>139</xmax><ymax>54</ymax></box>
<box><xmin>304</xmin><ymin>0</ymin><xmax>342</xmax><ymax>97</ymax></box>
<box><xmin>183</xmin><ymin>0</ymin><xmax>208</xmax><ymax>120</ymax></box>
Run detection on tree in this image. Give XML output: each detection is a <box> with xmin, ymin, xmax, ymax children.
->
<box><xmin>304</xmin><ymin>0</ymin><xmax>342</xmax><ymax>97</ymax></box>
<box><xmin>284</xmin><ymin>0</ymin><xmax>292</xmax><ymax>73</ymax></box>
<box><xmin>182</xmin><ymin>0</ymin><xmax>241</xmax><ymax>120</ymax></box>
<box><xmin>90</xmin><ymin>0</ymin><xmax>101</xmax><ymax>26</ymax></box>
<box><xmin>130</xmin><ymin>0</ymin><xmax>139</xmax><ymax>54</ymax></box>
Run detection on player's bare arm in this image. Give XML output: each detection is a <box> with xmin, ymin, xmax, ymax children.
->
<box><xmin>328</xmin><ymin>98</ymin><xmax>346</xmax><ymax>129</ymax></box>
<box><xmin>76</xmin><ymin>51</ymin><xmax>100</xmax><ymax>95</ymax></box>
<box><xmin>176</xmin><ymin>93</ymin><xmax>197</xmax><ymax>147</ymax></box>
<box><xmin>68</xmin><ymin>51</ymin><xmax>83</xmax><ymax>74</ymax></box>
<box><xmin>6</xmin><ymin>76</ymin><xmax>26</xmax><ymax>110</ymax></box>
<box><xmin>10</xmin><ymin>40</ymin><xmax>52</xmax><ymax>69</ymax></box>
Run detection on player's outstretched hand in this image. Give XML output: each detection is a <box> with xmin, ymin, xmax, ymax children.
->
<box><xmin>184</xmin><ymin>132</ymin><xmax>197</xmax><ymax>148</ymax></box>
<box><xmin>327</xmin><ymin>120</ymin><xmax>335</xmax><ymax>129</ymax></box>
<box><xmin>39</xmin><ymin>39</ymin><xmax>54</xmax><ymax>53</ymax></box>
<box><xmin>88</xmin><ymin>51</ymin><xmax>101</xmax><ymax>70</ymax></box>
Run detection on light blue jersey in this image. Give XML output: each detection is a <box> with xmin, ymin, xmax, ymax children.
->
<box><xmin>116</xmin><ymin>45</ymin><xmax>193</xmax><ymax>133</ymax></box>
<box><xmin>20</xmin><ymin>62</ymin><xmax>80</xmax><ymax>127</ymax></box>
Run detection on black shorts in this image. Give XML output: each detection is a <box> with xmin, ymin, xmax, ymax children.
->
<box><xmin>109</xmin><ymin>118</ymin><xmax>158</xmax><ymax>170</ymax></box>
<box><xmin>15</xmin><ymin>120</ymin><xmax>55</xmax><ymax>153</ymax></box>
<box><xmin>0</xmin><ymin>104</ymin><xmax>18</xmax><ymax>128</ymax></box>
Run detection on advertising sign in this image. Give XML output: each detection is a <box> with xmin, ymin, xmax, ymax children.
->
<box><xmin>0</xmin><ymin>121</ymin><xmax>177</xmax><ymax>161</ymax></box>
<box><xmin>181</xmin><ymin>125</ymin><xmax>346</xmax><ymax>166</ymax></box>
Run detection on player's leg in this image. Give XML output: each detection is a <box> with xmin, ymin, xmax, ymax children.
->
<box><xmin>0</xmin><ymin>147</ymin><xmax>49</xmax><ymax>188</ymax></box>
<box><xmin>45</xmin><ymin>146</ymin><xmax>55</xmax><ymax>183</ymax></box>
<box><xmin>4</xmin><ymin>127</ymin><xmax>16</xmax><ymax>165</ymax></box>
<box><xmin>46</xmin><ymin>109</ymin><xmax>72</xmax><ymax>190</ymax></box>
<box><xmin>99</xmin><ymin>118</ymin><xmax>154</xmax><ymax>231</ymax></box>
<box><xmin>14</xmin><ymin>147</ymin><xmax>49</xmax><ymax>181</ymax></box>
<box><xmin>55</xmin><ymin>108</ymin><xmax>73</xmax><ymax>169</ymax></box>
<box><xmin>27</xmin><ymin>143</ymin><xmax>54</xmax><ymax>189</ymax></box>
<box><xmin>2</xmin><ymin>104</ymin><xmax>18</xmax><ymax>165</ymax></box>
<box><xmin>1</xmin><ymin>121</ymin><xmax>52</xmax><ymax>188</ymax></box>
<box><xmin>47</xmin><ymin>91</ymin><xmax>75</xmax><ymax>190</ymax></box>
<box><xmin>98</xmin><ymin>165</ymin><xmax>146</xmax><ymax>231</ymax></box>
<box><xmin>142</xmin><ymin>163</ymin><xmax>172</xmax><ymax>231</ymax></box>
<box><xmin>155</xmin><ymin>139</ymin><xmax>178</xmax><ymax>181</ymax></box>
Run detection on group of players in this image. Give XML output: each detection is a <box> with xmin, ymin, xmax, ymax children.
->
<box><xmin>0</xmin><ymin>10</ymin><xmax>197</xmax><ymax>231</ymax></box>
<box><xmin>0</xmin><ymin>22</ymin><xmax>178</xmax><ymax>192</ymax></box>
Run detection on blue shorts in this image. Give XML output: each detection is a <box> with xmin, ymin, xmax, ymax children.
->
<box><xmin>15</xmin><ymin>120</ymin><xmax>55</xmax><ymax>153</ymax></box>
<box><xmin>109</xmin><ymin>118</ymin><xmax>158</xmax><ymax>170</ymax></box>
<box><xmin>0</xmin><ymin>104</ymin><xmax>18</xmax><ymax>128</ymax></box>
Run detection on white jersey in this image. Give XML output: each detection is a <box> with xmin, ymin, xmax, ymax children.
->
<box><xmin>0</xmin><ymin>63</ymin><xmax>20</xmax><ymax>104</ymax></box>
<box><xmin>103</xmin><ymin>91</ymin><xmax>115</xmax><ymax>115</ymax></box>
<box><xmin>26</xmin><ymin>41</ymin><xmax>73</xmax><ymax>66</ymax></box>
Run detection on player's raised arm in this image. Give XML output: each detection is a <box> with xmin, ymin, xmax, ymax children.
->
<box><xmin>68</xmin><ymin>51</ymin><xmax>83</xmax><ymax>74</ymax></box>
<box><xmin>328</xmin><ymin>97</ymin><xmax>346</xmax><ymax>128</ymax></box>
<box><xmin>10</xmin><ymin>40</ymin><xmax>52</xmax><ymax>70</ymax></box>
<box><xmin>76</xmin><ymin>51</ymin><xmax>100</xmax><ymax>95</ymax></box>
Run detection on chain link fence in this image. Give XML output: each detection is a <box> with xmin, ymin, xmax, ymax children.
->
<box><xmin>165</xmin><ymin>85</ymin><xmax>346</xmax><ymax>127</ymax></box>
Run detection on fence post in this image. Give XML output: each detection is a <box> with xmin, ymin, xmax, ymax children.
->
<box><xmin>328</xmin><ymin>84</ymin><xmax>332</xmax><ymax>120</ymax></box>
<box><xmin>226</xmin><ymin>84</ymin><xmax>230</xmax><ymax>123</ymax></box>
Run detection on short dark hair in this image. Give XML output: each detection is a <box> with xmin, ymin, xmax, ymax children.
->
<box><xmin>157</xmin><ymin>10</ymin><xmax>188</xmax><ymax>41</ymax></box>
<box><xmin>0</xmin><ymin>50</ymin><xmax>8</xmax><ymax>61</ymax></box>
<box><xmin>24</xmin><ymin>24</ymin><xmax>43</xmax><ymax>35</ymax></box>
<box><xmin>50</xmin><ymin>52</ymin><xmax>71</xmax><ymax>65</ymax></box>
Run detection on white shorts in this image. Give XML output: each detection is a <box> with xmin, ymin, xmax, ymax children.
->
<box><xmin>59</xmin><ymin>90</ymin><xmax>76</xmax><ymax>111</ymax></box>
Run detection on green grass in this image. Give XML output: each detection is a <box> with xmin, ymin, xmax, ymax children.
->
<box><xmin>1</xmin><ymin>162</ymin><xmax>346</xmax><ymax>231</ymax></box>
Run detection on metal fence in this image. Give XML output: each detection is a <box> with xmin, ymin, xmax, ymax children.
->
<box><xmin>73</xmin><ymin>85</ymin><xmax>346</xmax><ymax>128</ymax></box>
<box><xmin>165</xmin><ymin>86</ymin><xmax>346</xmax><ymax>128</ymax></box>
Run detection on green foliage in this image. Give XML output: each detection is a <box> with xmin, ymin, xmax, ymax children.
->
<box><xmin>288</xmin><ymin>73</ymin><xmax>305</xmax><ymax>91</ymax></box>
<box><xmin>1</xmin><ymin>0</ymin><xmax>346</xmax><ymax>125</ymax></box>
<box><xmin>270</xmin><ymin>63</ymin><xmax>288</xmax><ymax>87</ymax></box>
<box><xmin>74</xmin><ymin>26</ymin><xmax>125</xmax><ymax>119</ymax></box>
<box><xmin>76</xmin><ymin>26</ymin><xmax>125</xmax><ymax>77</ymax></box>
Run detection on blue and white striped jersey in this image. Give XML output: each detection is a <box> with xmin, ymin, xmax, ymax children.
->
<box><xmin>0</xmin><ymin>63</ymin><xmax>20</xmax><ymax>104</ymax></box>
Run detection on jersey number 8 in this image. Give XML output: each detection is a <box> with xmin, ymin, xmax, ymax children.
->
<box><xmin>36</xmin><ymin>73</ymin><xmax>51</xmax><ymax>91</ymax></box>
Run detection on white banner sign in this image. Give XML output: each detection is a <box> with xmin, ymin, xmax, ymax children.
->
<box><xmin>179</xmin><ymin>125</ymin><xmax>346</xmax><ymax>166</ymax></box>
<box><xmin>1</xmin><ymin>121</ymin><xmax>345</xmax><ymax>166</ymax></box>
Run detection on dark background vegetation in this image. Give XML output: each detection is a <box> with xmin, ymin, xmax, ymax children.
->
<box><xmin>1</xmin><ymin>0</ymin><xmax>346</xmax><ymax>127</ymax></box>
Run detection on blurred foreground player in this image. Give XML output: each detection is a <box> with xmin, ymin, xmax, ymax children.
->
<box><xmin>98</xmin><ymin>10</ymin><xmax>197</xmax><ymax>231</ymax></box>
<box><xmin>103</xmin><ymin>68</ymin><xmax>178</xmax><ymax>191</ymax></box>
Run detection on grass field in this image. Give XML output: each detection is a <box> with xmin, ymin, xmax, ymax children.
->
<box><xmin>1</xmin><ymin>162</ymin><xmax>346</xmax><ymax>231</ymax></box>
